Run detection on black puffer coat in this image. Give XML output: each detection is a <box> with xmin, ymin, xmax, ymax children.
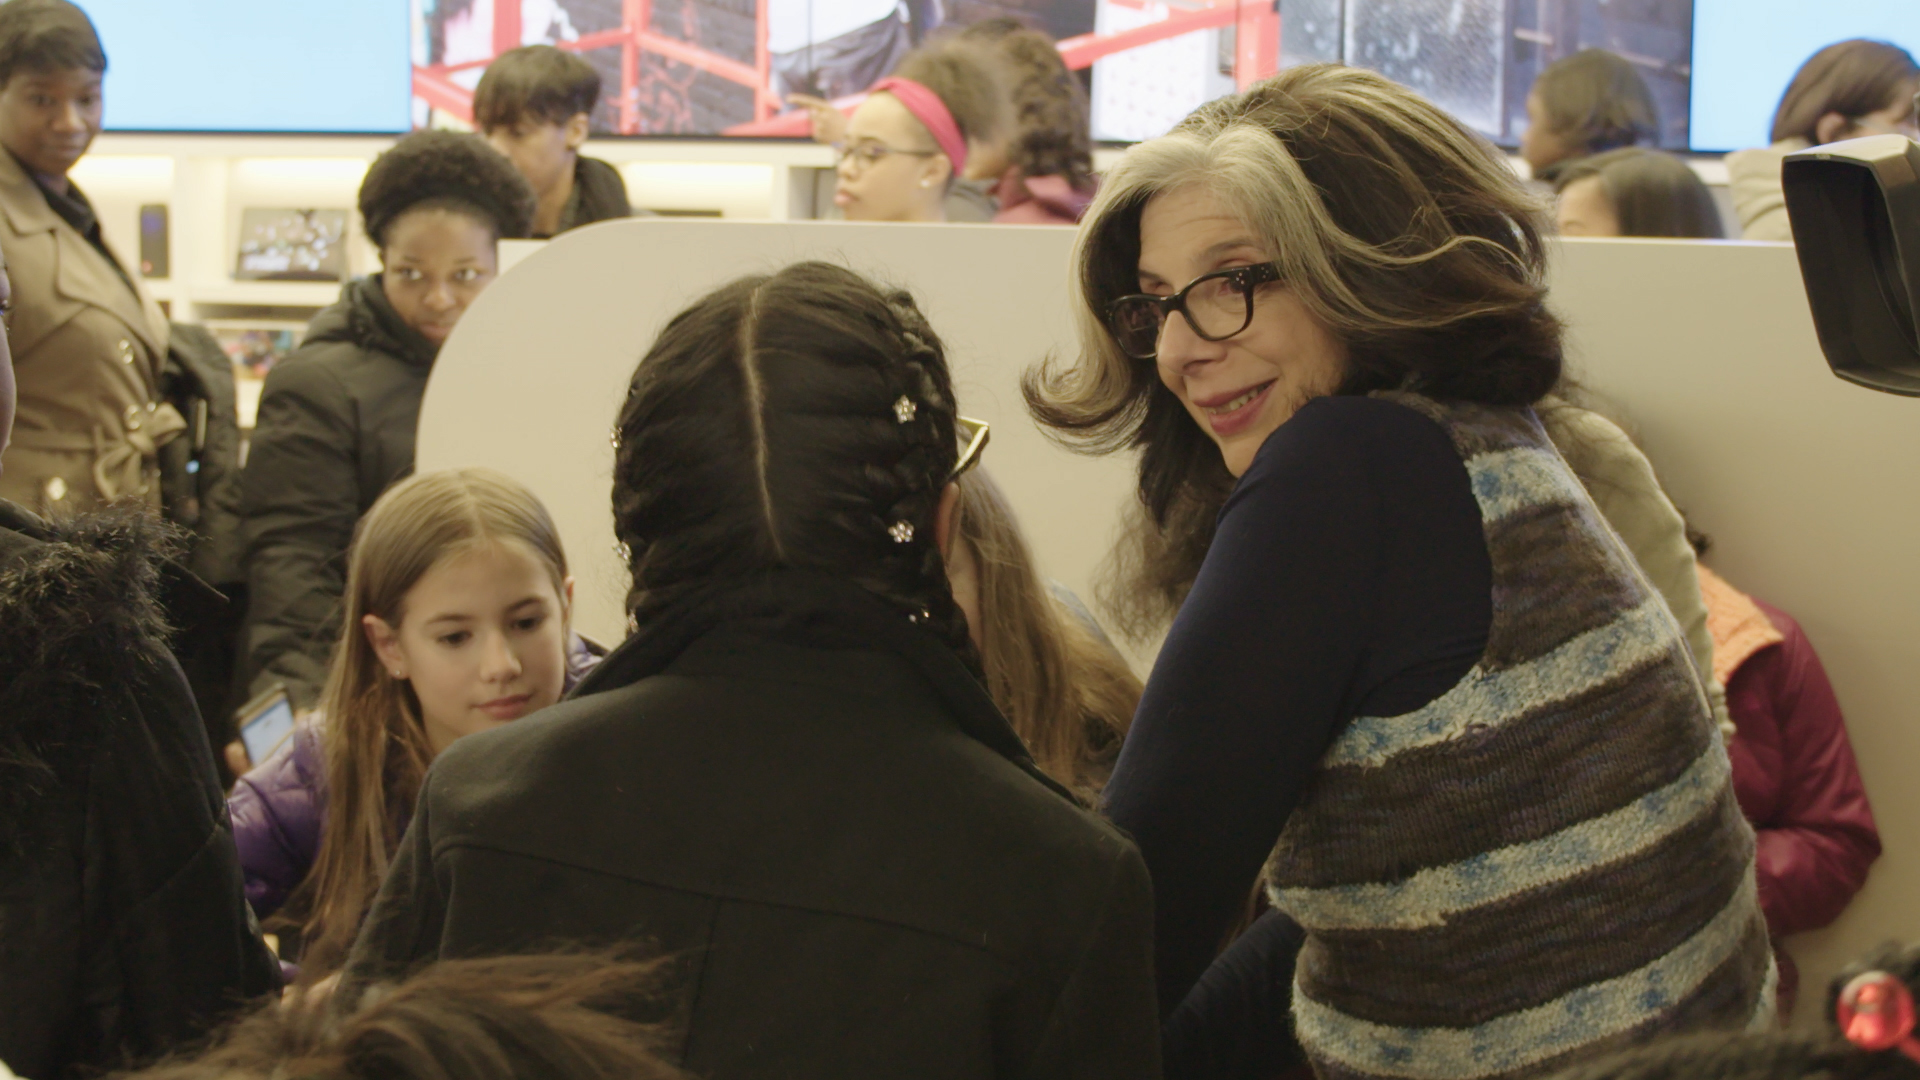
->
<box><xmin>0</xmin><ymin>502</ymin><xmax>280</xmax><ymax>1079</ymax></box>
<box><xmin>344</xmin><ymin>571</ymin><xmax>1161</xmax><ymax>1080</ymax></box>
<box><xmin>235</xmin><ymin>277</ymin><xmax>438</xmax><ymax>708</ymax></box>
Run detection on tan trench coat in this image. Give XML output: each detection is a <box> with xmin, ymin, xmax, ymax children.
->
<box><xmin>0</xmin><ymin>148</ymin><xmax>178</xmax><ymax>516</ymax></box>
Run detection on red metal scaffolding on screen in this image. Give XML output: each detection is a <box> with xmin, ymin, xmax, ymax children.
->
<box><xmin>411</xmin><ymin>1</ymin><xmax>1277</xmax><ymax>135</ymax></box>
<box><xmin>412</xmin><ymin>0</ymin><xmax>777</xmax><ymax>132</ymax></box>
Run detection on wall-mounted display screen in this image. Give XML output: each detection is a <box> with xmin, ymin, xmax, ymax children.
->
<box><xmin>80</xmin><ymin>0</ymin><xmax>1916</xmax><ymax>154</ymax></box>
<box><xmin>1271</xmin><ymin>0</ymin><xmax>1694</xmax><ymax>150</ymax></box>
<box><xmin>1689</xmin><ymin>0</ymin><xmax>1917</xmax><ymax>152</ymax></box>
<box><xmin>91</xmin><ymin>0</ymin><xmax>410</xmax><ymax>133</ymax></box>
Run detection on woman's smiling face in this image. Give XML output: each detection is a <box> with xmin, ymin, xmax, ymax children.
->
<box><xmin>1136</xmin><ymin>185</ymin><xmax>1348</xmax><ymax>477</ymax></box>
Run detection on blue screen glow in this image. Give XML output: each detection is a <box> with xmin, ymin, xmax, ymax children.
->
<box><xmin>1691</xmin><ymin>0</ymin><xmax>1918</xmax><ymax>152</ymax></box>
<box><xmin>89</xmin><ymin>0</ymin><xmax>411</xmax><ymax>133</ymax></box>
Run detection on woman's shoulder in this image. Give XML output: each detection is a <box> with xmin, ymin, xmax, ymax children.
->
<box><xmin>1725</xmin><ymin>139</ymin><xmax>1807</xmax><ymax>181</ymax></box>
<box><xmin>1239</xmin><ymin>395</ymin><xmax>1461</xmax><ymax>493</ymax></box>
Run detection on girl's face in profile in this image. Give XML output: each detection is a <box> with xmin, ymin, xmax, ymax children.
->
<box><xmin>834</xmin><ymin>92</ymin><xmax>947</xmax><ymax>222</ymax></box>
<box><xmin>1520</xmin><ymin>91</ymin><xmax>1580</xmax><ymax>173</ymax></box>
<box><xmin>365</xmin><ymin>540</ymin><xmax>573</xmax><ymax>756</ymax></box>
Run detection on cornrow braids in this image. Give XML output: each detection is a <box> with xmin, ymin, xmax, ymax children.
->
<box><xmin>611</xmin><ymin>262</ymin><xmax>975</xmax><ymax>667</ymax></box>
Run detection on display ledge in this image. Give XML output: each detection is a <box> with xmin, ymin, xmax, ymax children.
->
<box><xmin>91</xmin><ymin>132</ymin><xmax>838</xmax><ymax>165</ymax></box>
<box><xmin>145</xmin><ymin>279</ymin><xmax>344</xmax><ymax>309</ymax></box>
<box><xmin>90</xmin><ymin>132</ymin><xmax>1114</xmax><ymax>172</ymax></box>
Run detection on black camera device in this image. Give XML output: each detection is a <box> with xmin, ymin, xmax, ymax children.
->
<box><xmin>1784</xmin><ymin>134</ymin><xmax>1920</xmax><ymax>395</ymax></box>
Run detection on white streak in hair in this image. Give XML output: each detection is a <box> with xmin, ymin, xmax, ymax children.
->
<box><xmin>738</xmin><ymin>283</ymin><xmax>785</xmax><ymax>560</ymax></box>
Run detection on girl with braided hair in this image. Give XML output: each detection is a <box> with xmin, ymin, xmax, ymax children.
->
<box><xmin>342</xmin><ymin>261</ymin><xmax>1160</xmax><ymax>1080</ymax></box>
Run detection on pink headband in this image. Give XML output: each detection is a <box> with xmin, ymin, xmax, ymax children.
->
<box><xmin>870</xmin><ymin>77</ymin><xmax>967</xmax><ymax>178</ymax></box>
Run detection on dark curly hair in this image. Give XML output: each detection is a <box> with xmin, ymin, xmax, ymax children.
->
<box><xmin>611</xmin><ymin>261</ymin><xmax>973</xmax><ymax>666</ymax></box>
<box><xmin>1025</xmin><ymin>64</ymin><xmax>1562</xmax><ymax>635</ymax></box>
<box><xmin>955</xmin><ymin>18</ymin><xmax>1093</xmax><ymax>189</ymax></box>
<box><xmin>0</xmin><ymin>0</ymin><xmax>102</xmax><ymax>89</ymax></box>
<box><xmin>358</xmin><ymin>130</ymin><xmax>536</xmax><ymax>249</ymax></box>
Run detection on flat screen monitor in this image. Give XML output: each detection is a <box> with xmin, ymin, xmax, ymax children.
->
<box><xmin>92</xmin><ymin>0</ymin><xmax>410</xmax><ymax>133</ymax></box>
<box><xmin>1689</xmin><ymin>0</ymin><xmax>1918</xmax><ymax>153</ymax></box>
<box><xmin>73</xmin><ymin>1</ymin><xmax>1918</xmax><ymax>152</ymax></box>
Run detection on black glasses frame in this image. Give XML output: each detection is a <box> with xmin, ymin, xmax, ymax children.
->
<box><xmin>1105</xmin><ymin>262</ymin><xmax>1282</xmax><ymax>360</ymax></box>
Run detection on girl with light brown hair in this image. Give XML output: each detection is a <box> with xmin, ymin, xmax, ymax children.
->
<box><xmin>228</xmin><ymin>467</ymin><xmax>585</xmax><ymax>979</ymax></box>
<box><xmin>948</xmin><ymin>468</ymin><xmax>1138</xmax><ymax>800</ymax></box>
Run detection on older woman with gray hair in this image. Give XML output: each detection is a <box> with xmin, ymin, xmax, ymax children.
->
<box><xmin>1025</xmin><ymin>64</ymin><xmax>1772</xmax><ymax>1080</ymax></box>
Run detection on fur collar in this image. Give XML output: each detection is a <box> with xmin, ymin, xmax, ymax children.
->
<box><xmin>0</xmin><ymin>502</ymin><xmax>183</xmax><ymax>848</ymax></box>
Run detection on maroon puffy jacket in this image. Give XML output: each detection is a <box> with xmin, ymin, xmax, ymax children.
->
<box><xmin>1704</xmin><ymin>567</ymin><xmax>1881</xmax><ymax>1015</ymax></box>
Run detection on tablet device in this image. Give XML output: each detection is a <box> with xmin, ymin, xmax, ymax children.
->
<box><xmin>235</xmin><ymin>685</ymin><xmax>296</xmax><ymax>767</ymax></box>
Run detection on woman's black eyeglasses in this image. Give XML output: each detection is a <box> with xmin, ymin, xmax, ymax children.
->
<box><xmin>1105</xmin><ymin>263</ymin><xmax>1282</xmax><ymax>361</ymax></box>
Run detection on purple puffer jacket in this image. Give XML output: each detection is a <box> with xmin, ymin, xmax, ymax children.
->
<box><xmin>227</xmin><ymin>636</ymin><xmax>604</xmax><ymax>921</ymax></box>
<box><xmin>227</xmin><ymin>723</ymin><xmax>330</xmax><ymax>920</ymax></box>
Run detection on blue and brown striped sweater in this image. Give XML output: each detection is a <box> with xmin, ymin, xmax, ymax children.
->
<box><xmin>1266</xmin><ymin>393</ymin><xmax>1774</xmax><ymax>1080</ymax></box>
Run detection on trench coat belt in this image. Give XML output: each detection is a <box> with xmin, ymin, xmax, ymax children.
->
<box><xmin>18</xmin><ymin>402</ymin><xmax>187</xmax><ymax>498</ymax></box>
<box><xmin>92</xmin><ymin>403</ymin><xmax>186</xmax><ymax>498</ymax></box>
<box><xmin>20</xmin><ymin>402</ymin><xmax>187</xmax><ymax>453</ymax></box>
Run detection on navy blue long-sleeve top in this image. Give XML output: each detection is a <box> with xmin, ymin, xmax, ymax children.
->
<box><xmin>1104</xmin><ymin>395</ymin><xmax>1495</xmax><ymax>1038</ymax></box>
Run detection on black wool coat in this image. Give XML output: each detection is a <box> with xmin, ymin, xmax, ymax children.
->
<box><xmin>235</xmin><ymin>276</ymin><xmax>438</xmax><ymax>708</ymax></box>
<box><xmin>344</xmin><ymin>573</ymin><xmax>1162</xmax><ymax>1080</ymax></box>
<box><xmin>0</xmin><ymin>502</ymin><xmax>280</xmax><ymax>1079</ymax></box>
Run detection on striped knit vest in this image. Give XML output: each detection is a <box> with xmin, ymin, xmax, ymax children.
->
<box><xmin>1265</xmin><ymin>394</ymin><xmax>1774</xmax><ymax>1080</ymax></box>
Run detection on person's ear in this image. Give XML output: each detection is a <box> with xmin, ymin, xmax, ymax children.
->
<box><xmin>562</xmin><ymin>575</ymin><xmax>576</xmax><ymax>612</ymax></box>
<box><xmin>1814</xmin><ymin>111</ymin><xmax>1853</xmax><ymax>145</ymax></box>
<box><xmin>363</xmin><ymin>613</ymin><xmax>406</xmax><ymax>679</ymax></box>
<box><xmin>933</xmin><ymin>482</ymin><xmax>960</xmax><ymax>559</ymax></box>
<box><xmin>563</xmin><ymin>112</ymin><xmax>590</xmax><ymax>151</ymax></box>
<box><xmin>920</xmin><ymin>152</ymin><xmax>953</xmax><ymax>191</ymax></box>
<box><xmin>962</xmin><ymin>137</ymin><xmax>989</xmax><ymax>180</ymax></box>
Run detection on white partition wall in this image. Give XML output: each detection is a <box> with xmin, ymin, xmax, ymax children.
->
<box><xmin>418</xmin><ymin>219</ymin><xmax>1920</xmax><ymax>1027</ymax></box>
<box><xmin>417</xmin><ymin>220</ymin><xmax>1139</xmax><ymax>652</ymax></box>
<box><xmin>1551</xmin><ymin>237</ymin><xmax>1920</xmax><ymax>1024</ymax></box>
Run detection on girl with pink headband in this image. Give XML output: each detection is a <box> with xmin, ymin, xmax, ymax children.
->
<box><xmin>832</xmin><ymin>46</ymin><xmax>1006</xmax><ymax>222</ymax></box>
